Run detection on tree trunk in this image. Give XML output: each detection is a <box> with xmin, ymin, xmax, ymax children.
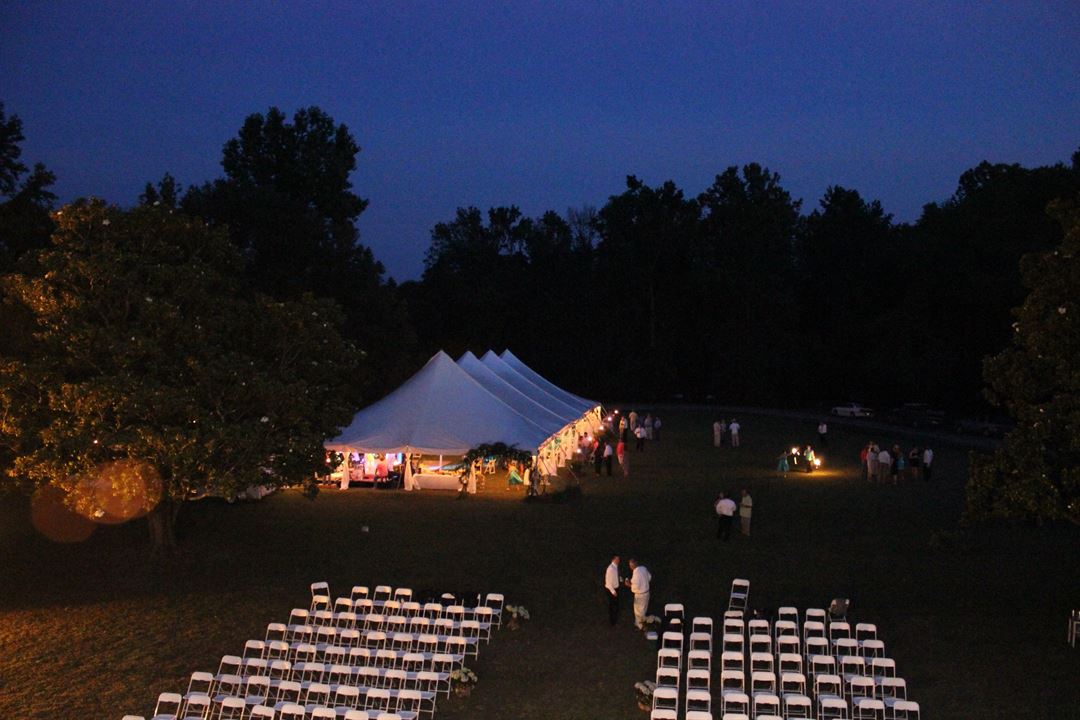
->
<box><xmin>147</xmin><ymin>499</ymin><xmax>181</xmax><ymax>554</ymax></box>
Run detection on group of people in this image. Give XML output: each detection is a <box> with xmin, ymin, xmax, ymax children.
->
<box><xmin>580</xmin><ymin>433</ymin><xmax>630</xmax><ymax>477</ymax></box>
<box><xmin>712</xmin><ymin>418</ymin><xmax>742</xmax><ymax>447</ymax></box>
<box><xmin>604</xmin><ymin>556</ymin><xmax>652</xmax><ymax>628</ymax></box>
<box><xmin>620</xmin><ymin>410</ymin><xmax>662</xmax><ymax>450</ymax></box>
<box><xmin>714</xmin><ymin>489</ymin><xmax>753</xmax><ymax>541</ymax></box>
<box><xmin>860</xmin><ymin>442</ymin><xmax>934</xmax><ymax>483</ymax></box>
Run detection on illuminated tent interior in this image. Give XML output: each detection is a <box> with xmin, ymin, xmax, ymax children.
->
<box><xmin>326</xmin><ymin>350</ymin><xmax>601</xmax><ymax>491</ymax></box>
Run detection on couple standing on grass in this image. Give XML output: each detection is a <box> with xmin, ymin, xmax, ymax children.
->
<box><xmin>715</xmin><ymin>489</ymin><xmax>752</xmax><ymax>541</ymax></box>
<box><xmin>604</xmin><ymin>556</ymin><xmax>652</xmax><ymax>629</ymax></box>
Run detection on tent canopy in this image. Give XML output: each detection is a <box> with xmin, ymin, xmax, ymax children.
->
<box><xmin>479</xmin><ymin>351</ymin><xmax>585</xmax><ymax>419</ymax></box>
<box><xmin>500</xmin><ymin>349</ymin><xmax>597</xmax><ymax>413</ymax></box>
<box><xmin>326</xmin><ymin>351</ymin><xmax>551</xmax><ymax>455</ymax></box>
<box><xmin>457</xmin><ymin>351</ymin><xmax>575</xmax><ymax>433</ymax></box>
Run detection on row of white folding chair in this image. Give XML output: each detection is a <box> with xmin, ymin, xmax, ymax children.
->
<box><xmin>289</xmin><ymin>607</ymin><xmax>495</xmax><ymax>634</ymax></box>
<box><xmin>194</xmin><ymin>664</ymin><xmax>449</xmax><ymax>702</ymax></box>
<box><xmin>657</xmin><ymin>648</ymin><xmax>711</xmax><ymax>673</ymax></box>
<box><xmin>335</xmin><ymin>586</ymin><xmax>504</xmax><ymax>624</ymax></box>
<box><xmin>152</xmin><ymin>691</ymin><xmax>410</xmax><ymax>720</ymax></box>
<box><xmin>648</xmin><ymin>711</ymin><xmax>710</xmax><ymax>720</ymax></box>
<box><xmin>249</xmin><ymin>633</ymin><xmax>472</xmax><ymax>668</ymax></box>
<box><xmin>313</xmin><ymin>582</ymin><xmax>409</xmax><ymax>610</ymax></box>
<box><xmin>220</xmin><ymin>650</ymin><xmax>462</xmax><ymax>685</ymax></box>
<box><xmin>655</xmin><ymin>666</ymin><xmax>711</xmax><ymax>692</ymax></box>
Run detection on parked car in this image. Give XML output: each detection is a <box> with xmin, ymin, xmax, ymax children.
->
<box><xmin>831</xmin><ymin>403</ymin><xmax>874</xmax><ymax>418</ymax></box>
<box><xmin>955</xmin><ymin>416</ymin><xmax>1011</xmax><ymax>438</ymax></box>
<box><xmin>891</xmin><ymin>403</ymin><xmax>946</xmax><ymax>428</ymax></box>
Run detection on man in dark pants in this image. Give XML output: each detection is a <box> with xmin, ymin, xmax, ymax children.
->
<box><xmin>715</xmin><ymin>491</ymin><xmax>736</xmax><ymax>541</ymax></box>
<box><xmin>604</xmin><ymin>555</ymin><xmax>621</xmax><ymax>625</ymax></box>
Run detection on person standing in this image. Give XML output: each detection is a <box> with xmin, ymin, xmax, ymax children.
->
<box><xmin>616</xmin><ymin>438</ymin><xmax>628</xmax><ymax>477</ymax></box>
<box><xmin>908</xmin><ymin>447</ymin><xmax>922</xmax><ymax>482</ymax></box>
<box><xmin>713</xmin><ymin>419</ymin><xmax>723</xmax><ymax>447</ymax></box>
<box><xmin>867</xmin><ymin>442</ymin><xmax>879</xmax><ymax>482</ymax></box>
<box><xmin>603</xmin><ymin>441</ymin><xmax>614</xmax><ymax>476</ymax></box>
<box><xmin>859</xmin><ymin>443</ymin><xmax>870</xmax><ymax>482</ymax></box>
<box><xmin>922</xmin><ymin>447</ymin><xmax>934</xmax><ymax>482</ymax></box>
<box><xmin>628</xmin><ymin>410</ymin><xmax>638</xmax><ymax>431</ymax></box>
<box><xmin>817</xmin><ymin>420</ymin><xmax>828</xmax><ymax>447</ymax></box>
<box><xmin>604</xmin><ymin>556</ymin><xmax>621</xmax><ymax>626</ymax></box>
<box><xmin>625</xmin><ymin>559</ymin><xmax>651</xmax><ymax>629</ymax></box>
<box><xmin>877</xmin><ymin>446</ymin><xmax>892</xmax><ymax>484</ymax></box>
<box><xmin>643</xmin><ymin>413</ymin><xmax>654</xmax><ymax>440</ymax></box>
<box><xmin>593</xmin><ymin>439</ymin><xmax>604</xmax><ymax>475</ymax></box>
<box><xmin>653</xmin><ymin>416</ymin><xmax>662</xmax><ymax>442</ymax></box>
<box><xmin>715</xmin><ymin>492</ymin><xmax>737</xmax><ymax>541</ymax></box>
<box><xmin>892</xmin><ymin>444</ymin><xmax>904</xmax><ymax>484</ymax></box>
<box><xmin>729</xmin><ymin>419</ymin><xmax>741</xmax><ymax>448</ymax></box>
<box><xmin>739</xmin><ymin>489</ymin><xmax>753</xmax><ymax>536</ymax></box>
<box><xmin>634</xmin><ymin>424</ymin><xmax>646</xmax><ymax>451</ymax></box>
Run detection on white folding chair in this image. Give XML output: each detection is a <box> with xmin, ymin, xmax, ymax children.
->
<box><xmin>728</xmin><ymin>578</ymin><xmax>750</xmax><ymax>612</ymax></box>
<box><xmin>276</xmin><ymin>703</ymin><xmax>306</xmax><ymax>720</ymax></box>
<box><xmin>782</xmin><ymin>692</ymin><xmax>813</xmax><ymax>719</ymax></box>
<box><xmin>649</xmin><ymin>711</ymin><xmax>677</xmax><ymax>720</ymax></box>
<box><xmin>248</xmin><ymin>707</ymin><xmax>275</xmax><ymax>720</ymax></box>
<box><xmin>684</xmin><ymin>712</ymin><xmax>713</xmax><ymax>720</ymax></box>
<box><xmin>685</xmin><ymin>688</ymin><xmax>711</xmax><ymax>714</ymax></box>
<box><xmin>351</xmin><ymin>586</ymin><xmax>370</xmax><ymax>601</ymax></box>
<box><xmin>752</xmin><ymin>692</ymin><xmax>780</xmax><ymax>718</ymax></box>
<box><xmin>686</xmin><ymin>668</ymin><xmax>710</xmax><ymax>691</ymax></box>
<box><xmin>848</xmin><ymin>676</ymin><xmax>876</xmax><ymax>703</ymax></box>
<box><xmin>652</xmin><ymin>686</ymin><xmax>679</xmax><ymax>712</ymax></box>
<box><xmin>217</xmin><ymin>697</ymin><xmax>247</xmax><ymax>720</ymax></box>
<box><xmin>661</xmin><ymin>631</ymin><xmax>683</xmax><ymax>652</ymax></box>
<box><xmin>777</xmin><ymin>634</ymin><xmax>801</xmax><ymax>657</ymax></box>
<box><xmin>485</xmin><ymin>593</ymin><xmax>505</xmax><ymax>627</ymax></box>
<box><xmin>393</xmin><ymin>587</ymin><xmax>413</xmax><ymax>601</ymax></box>
<box><xmin>310</xmin><ymin>582</ymin><xmax>331</xmax><ymax>612</ymax></box>
<box><xmin>853</xmin><ymin>697</ymin><xmax>885</xmax><ymax>719</ymax></box>
<box><xmin>690</xmin><ymin>631</ymin><xmax>712</xmax><ymax>653</ymax></box>
<box><xmin>373</xmin><ymin>585</ymin><xmax>393</xmax><ymax>603</ymax></box>
<box><xmin>657</xmin><ymin>648</ymin><xmax>681</xmax><ymax>671</ymax></box>
<box><xmin>722</xmin><ymin>633</ymin><xmax>744</xmax><ymax>655</ymax></box>
<box><xmin>818</xmin><ymin>695</ymin><xmax>849</xmax><ymax>720</ymax></box>
<box><xmin>877</xmin><ymin>677</ymin><xmax>907</xmax><ymax>716</ymax></box>
<box><xmin>870</xmin><ymin>657</ymin><xmax>896</xmax><ymax>680</ymax></box>
<box><xmin>777</xmin><ymin>606</ymin><xmax>799</xmax><ymax>625</ymax></box>
<box><xmin>721</xmin><ymin>690</ymin><xmax>749</xmax><ymax>716</ymax></box>
<box><xmin>749</xmin><ymin>634</ymin><xmax>772</xmax><ymax>655</ymax></box>
<box><xmin>243</xmin><ymin>676</ymin><xmax>271</xmax><ymax>708</ymax></box>
<box><xmin>343</xmin><ymin>711</ymin><xmax>370</xmax><ymax>720</ymax></box>
<box><xmin>720</xmin><ymin>669</ymin><xmax>744</xmax><ymax>693</ymax></box>
<box><xmin>721</xmin><ymin>650</ymin><xmax>744</xmax><ymax>673</ymax></box>
<box><xmin>687</xmin><ymin>649</ymin><xmax>710</xmax><ymax>673</ymax></box>
<box><xmin>748</xmin><ymin>618</ymin><xmax>770</xmax><ymax>637</ymax></box>
<box><xmin>779</xmin><ymin>671</ymin><xmax>806</xmax><ymax>697</ymax></box>
<box><xmin>656</xmin><ymin>666</ymin><xmax>680</xmax><ymax>690</ymax></box>
<box><xmin>805</xmin><ymin>608</ymin><xmax>827</xmax><ymax>625</ymax></box>
<box><xmin>310</xmin><ymin>709</ymin><xmax>337</xmax><ymax>720</ymax></box>
<box><xmin>860</xmin><ymin>639</ymin><xmax>886</xmax><ymax>658</ymax></box>
<box><xmin>180</xmin><ymin>694</ymin><xmax>210</xmax><ymax>720</ymax></box>
<box><xmin>803</xmin><ymin>620</ymin><xmax>826</xmax><ymax>643</ymax></box>
<box><xmin>663</xmin><ymin>603</ymin><xmax>685</xmax><ymax>622</ymax></box>
<box><xmin>750</xmin><ymin>670</ymin><xmax>776</xmax><ymax>695</ymax></box>
<box><xmin>829</xmin><ymin>621</ymin><xmax>852</xmax><ymax>645</ymax></box>
<box><xmin>778</xmin><ymin>653</ymin><xmax>803</xmax><ymax>675</ymax></box>
<box><xmin>691</xmin><ymin>616</ymin><xmax>713</xmax><ymax>635</ymax></box>
<box><xmin>892</xmin><ymin>700</ymin><xmax>921</xmax><ymax>720</ymax></box>
<box><xmin>750</xmin><ymin>651</ymin><xmax>773</xmax><ymax>673</ymax></box>
<box><xmin>723</xmin><ymin>616</ymin><xmax>745</xmax><ymax>636</ymax></box>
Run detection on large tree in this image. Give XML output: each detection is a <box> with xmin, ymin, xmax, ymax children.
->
<box><xmin>181</xmin><ymin>106</ymin><xmax>413</xmax><ymax>394</ymax></box>
<box><xmin>965</xmin><ymin>195</ymin><xmax>1080</xmax><ymax>525</ymax></box>
<box><xmin>0</xmin><ymin>103</ymin><xmax>56</xmax><ymax>271</ymax></box>
<box><xmin>0</xmin><ymin>200</ymin><xmax>362</xmax><ymax>549</ymax></box>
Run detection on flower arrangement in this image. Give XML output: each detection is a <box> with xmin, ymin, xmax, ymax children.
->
<box><xmin>450</xmin><ymin>666</ymin><xmax>478</xmax><ymax>697</ymax></box>
<box><xmin>504</xmin><ymin>604</ymin><xmax>530</xmax><ymax>629</ymax></box>
<box><xmin>634</xmin><ymin>680</ymin><xmax>656</xmax><ymax>710</ymax></box>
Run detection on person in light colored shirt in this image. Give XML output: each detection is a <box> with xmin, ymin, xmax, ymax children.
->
<box><xmin>922</xmin><ymin>447</ymin><xmax>934</xmax><ymax>482</ymax></box>
<box><xmin>877</xmin><ymin>448</ymin><xmax>892</xmax><ymax>481</ymax></box>
<box><xmin>817</xmin><ymin>421</ymin><xmax>828</xmax><ymax>447</ymax></box>
<box><xmin>729</xmin><ymin>419</ymin><xmax>741</xmax><ymax>447</ymax></box>
<box><xmin>625</xmin><ymin>559</ymin><xmax>651</xmax><ymax>629</ymax></box>
<box><xmin>715</xmin><ymin>492</ymin><xmax>737</xmax><ymax>541</ymax></box>
<box><xmin>604</xmin><ymin>556</ymin><xmax>621</xmax><ymax>626</ymax></box>
<box><xmin>739</xmin><ymin>489</ymin><xmax>754</xmax><ymax>536</ymax></box>
<box><xmin>713</xmin><ymin>420</ymin><xmax>723</xmax><ymax>447</ymax></box>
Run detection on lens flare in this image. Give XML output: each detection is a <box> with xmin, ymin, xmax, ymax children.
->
<box><xmin>71</xmin><ymin>459</ymin><xmax>163</xmax><ymax>524</ymax></box>
<box><xmin>31</xmin><ymin>484</ymin><xmax>96</xmax><ymax>543</ymax></box>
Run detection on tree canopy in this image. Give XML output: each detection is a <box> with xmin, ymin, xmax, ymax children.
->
<box><xmin>966</xmin><ymin>195</ymin><xmax>1080</xmax><ymax>525</ymax></box>
<box><xmin>0</xmin><ymin>200</ymin><xmax>362</xmax><ymax>548</ymax></box>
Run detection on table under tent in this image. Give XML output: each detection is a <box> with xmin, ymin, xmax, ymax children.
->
<box><xmin>325</xmin><ymin>350</ymin><xmax>602</xmax><ymax>493</ymax></box>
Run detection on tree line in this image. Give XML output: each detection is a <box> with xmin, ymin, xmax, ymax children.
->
<box><xmin>1</xmin><ymin>103</ymin><xmax>1076</xmax><ymax>535</ymax></box>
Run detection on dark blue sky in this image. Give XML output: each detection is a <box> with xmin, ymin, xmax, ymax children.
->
<box><xmin>3</xmin><ymin>2</ymin><xmax>1078</xmax><ymax>280</ymax></box>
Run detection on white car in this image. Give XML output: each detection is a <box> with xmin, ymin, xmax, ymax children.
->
<box><xmin>831</xmin><ymin>403</ymin><xmax>874</xmax><ymax>418</ymax></box>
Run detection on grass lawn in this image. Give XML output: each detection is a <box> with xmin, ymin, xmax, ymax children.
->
<box><xmin>1</xmin><ymin>407</ymin><xmax>1077</xmax><ymax>719</ymax></box>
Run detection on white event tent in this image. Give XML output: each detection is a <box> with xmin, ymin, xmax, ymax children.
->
<box><xmin>326</xmin><ymin>349</ymin><xmax>602</xmax><ymax>491</ymax></box>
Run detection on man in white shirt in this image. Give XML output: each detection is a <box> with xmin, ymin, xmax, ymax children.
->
<box><xmin>604</xmin><ymin>556</ymin><xmax>621</xmax><ymax>626</ymax></box>
<box><xmin>715</xmin><ymin>491</ymin><xmax>737</xmax><ymax>541</ymax></box>
<box><xmin>729</xmin><ymin>419</ymin><xmax>741</xmax><ymax>447</ymax></box>
<box><xmin>922</xmin><ymin>447</ymin><xmax>934</xmax><ymax>482</ymax></box>
<box><xmin>625</xmin><ymin>559</ymin><xmax>651</xmax><ymax>629</ymax></box>
<box><xmin>877</xmin><ymin>447</ymin><xmax>892</xmax><ymax>481</ymax></box>
<box><xmin>817</xmin><ymin>421</ymin><xmax>828</xmax><ymax>447</ymax></box>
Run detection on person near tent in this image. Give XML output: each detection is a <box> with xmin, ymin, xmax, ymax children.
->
<box><xmin>508</xmin><ymin>462</ymin><xmax>525</xmax><ymax>488</ymax></box>
<box><xmin>603</xmin><ymin>440</ymin><xmax>614</xmax><ymax>476</ymax></box>
<box><xmin>617</xmin><ymin>438</ymin><xmax>628</xmax><ymax>477</ymax></box>
<box><xmin>593</xmin><ymin>439</ymin><xmax>604</xmax><ymax>475</ymax></box>
<box><xmin>634</xmin><ymin>424</ymin><xmax>646</xmax><ymax>451</ymax></box>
